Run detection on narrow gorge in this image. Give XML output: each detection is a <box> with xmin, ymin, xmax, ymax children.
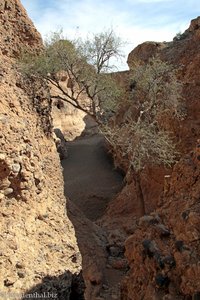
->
<box><xmin>1</xmin><ymin>1</ymin><xmax>200</xmax><ymax>300</ymax></box>
<box><xmin>53</xmin><ymin>99</ymin><xmax>127</xmax><ymax>300</ymax></box>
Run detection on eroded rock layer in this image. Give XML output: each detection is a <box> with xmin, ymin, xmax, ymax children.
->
<box><xmin>0</xmin><ymin>0</ymin><xmax>82</xmax><ymax>298</ymax></box>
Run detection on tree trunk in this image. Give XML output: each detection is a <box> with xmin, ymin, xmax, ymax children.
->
<box><xmin>134</xmin><ymin>171</ymin><xmax>146</xmax><ymax>216</ymax></box>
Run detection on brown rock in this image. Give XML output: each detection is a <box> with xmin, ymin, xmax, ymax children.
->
<box><xmin>127</xmin><ymin>41</ymin><xmax>166</xmax><ymax>69</ymax></box>
<box><xmin>0</xmin><ymin>0</ymin><xmax>82</xmax><ymax>298</ymax></box>
<box><xmin>0</xmin><ymin>0</ymin><xmax>42</xmax><ymax>58</ymax></box>
<box><xmin>121</xmin><ymin>142</ymin><xmax>200</xmax><ymax>299</ymax></box>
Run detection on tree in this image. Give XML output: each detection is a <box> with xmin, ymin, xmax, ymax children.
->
<box><xmin>103</xmin><ymin>58</ymin><xmax>185</xmax><ymax>214</ymax></box>
<box><xmin>19</xmin><ymin>30</ymin><xmax>123</xmax><ymax>123</ymax></box>
<box><xmin>82</xmin><ymin>30</ymin><xmax>124</xmax><ymax>73</ymax></box>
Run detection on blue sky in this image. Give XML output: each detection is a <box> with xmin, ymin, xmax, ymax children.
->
<box><xmin>21</xmin><ymin>0</ymin><xmax>200</xmax><ymax>70</ymax></box>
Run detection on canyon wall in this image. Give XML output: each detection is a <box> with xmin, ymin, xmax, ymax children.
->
<box><xmin>128</xmin><ymin>17</ymin><xmax>200</xmax><ymax>153</ymax></box>
<box><xmin>1</xmin><ymin>1</ymin><xmax>200</xmax><ymax>299</ymax></box>
<box><xmin>0</xmin><ymin>0</ymin><xmax>82</xmax><ymax>298</ymax></box>
<box><xmin>122</xmin><ymin>141</ymin><xmax>200</xmax><ymax>299</ymax></box>
<box><xmin>106</xmin><ymin>17</ymin><xmax>200</xmax><ymax>299</ymax></box>
<box><xmin>104</xmin><ymin>16</ymin><xmax>200</xmax><ymax>225</ymax></box>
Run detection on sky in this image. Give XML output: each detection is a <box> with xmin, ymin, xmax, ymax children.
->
<box><xmin>21</xmin><ymin>0</ymin><xmax>200</xmax><ymax>70</ymax></box>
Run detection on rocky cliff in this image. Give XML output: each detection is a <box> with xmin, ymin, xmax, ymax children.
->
<box><xmin>128</xmin><ymin>17</ymin><xmax>200</xmax><ymax>153</ymax></box>
<box><xmin>103</xmin><ymin>16</ymin><xmax>200</xmax><ymax>224</ymax></box>
<box><xmin>0</xmin><ymin>0</ymin><xmax>82</xmax><ymax>298</ymax></box>
<box><xmin>0</xmin><ymin>0</ymin><xmax>42</xmax><ymax>57</ymax></box>
<box><xmin>122</xmin><ymin>142</ymin><xmax>200</xmax><ymax>299</ymax></box>
<box><xmin>105</xmin><ymin>17</ymin><xmax>200</xmax><ymax>299</ymax></box>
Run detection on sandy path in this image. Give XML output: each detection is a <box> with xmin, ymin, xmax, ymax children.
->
<box><xmin>62</xmin><ymin>134</ymin><xmax>123</xmax><ymax>221</ymax></box>
<box><xmin>61</xmin><ymin>131</ymin><xmax>126</xmax><ymax>299</ymax></box>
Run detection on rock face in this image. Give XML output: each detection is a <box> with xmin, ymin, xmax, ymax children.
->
<box><xmin>128</xmin><ymin>17</ymin><xmax>200</xmax><ymax>153</ymax></box>
<box><xmin>122</xmin><ymin>142</ymin><xmax>200</xmax><ymax>299</ymax></box>
<box><xmin>105</xmin><ymin>16</ymin><xmax>200</xmax><ymax>299</ymax></box>
<box><xmin>51</xmin><ymin>74</ymin><xmax>98</xmax><ymax>142</ymax></box>
<box><xmin>0</xmin><ymin>0</ymin><xmax>82</xmax><ymax>297</ymax></box>
<box><xmin>52</xmin><ymin>99</ymin><xmax>87</xmax><ymax>141</ymax></box>
<box><xmin>103</xmin><ymin>16</ymin><xmax>200</xmax><ymax>223</ymax></box>
<box><xmin>0</xmin><ymin>0</ymin><xmax>42</xmax><ymax>57</ymax></box>
<box><xmin>127</xmin><ymin>41</ymin><xmax>166</xmax><ymax>69</ymax></box>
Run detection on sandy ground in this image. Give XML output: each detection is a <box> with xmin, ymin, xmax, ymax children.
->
<box><xmin>61</xmin><ymin>127</ymin><xmax>126</xmax><ymax>299</ymax></box>
<box><xmin>62</xmin><ymin>134</ymin><xmax>124</xmax><ymax>221</ymax></box>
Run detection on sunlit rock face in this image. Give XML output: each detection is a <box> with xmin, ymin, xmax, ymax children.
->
<box><xmin>127</xmin><ymin>41</ymin><xmax>166</xmax><ymax>69</ymax></box>
<box><xmin>0</xmin><ymin>0</ymin><xmax>82</xmax><ymax>297</ymax></box>
<box><xmin>0</xmin><ymin>0</ymin><xmax>42</xmax><ymax>57</ymax></box>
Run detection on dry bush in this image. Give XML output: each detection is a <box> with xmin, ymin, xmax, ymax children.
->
<box><xmin>102</xmin><ymin>58</ymin><xmax>184</xmax><ymax>213</ymax></box>
<box><xmin>103</xmin><ymin>120</ymin><xmax>178</xmax><ymax>172</ymax></box>
<box><xmin>103</xmin><ymin>58</ymin><xmax>184</xmax><ymax>172</ymax></box>
<box><xmin>129</xmin><ymin>58</ymin><xmax>185</xmax><ymax>122</ymax></box>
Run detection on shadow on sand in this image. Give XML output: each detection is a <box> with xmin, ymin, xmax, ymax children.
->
<box><xmin>21</xmin><ymin>271</ymin><xmax>85</xmax><ymax>300</ymax></box>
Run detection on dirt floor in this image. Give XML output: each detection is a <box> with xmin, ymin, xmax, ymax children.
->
<box><xmin>61</xmin><ymin>121</ymin><xmax>126</xmax><ymax>299</ymax></box>
<box><xmin>62</xmin><ymin>134</ymin><xmax>124</xmax><ymax>222</ymax></box>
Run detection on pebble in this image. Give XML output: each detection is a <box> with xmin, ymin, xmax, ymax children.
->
<box><xmin>11</xmin><ymin>163</ymin><xmax>21</xmax><ymax>173</ymax></box>
<box><xmin>155</xmin><ymin>224</ymin><xmax>171</xmax><ymax>237</ymax></box>
<box><xmin>139</xmin><ymin>214</ymin><xmax>160</xmax><ymax>226</ymax></box>
<box><xmin>155</xmin><ymin>274</ymin><xmax>170</xmax><ymax>288</ymax></box>
<box><xmin>162</xmin><ymin>255</ymin><xmax>176</xmax><ymax>268</ymax></box>
<box><xmin>17</xmin><ymin>271</ymin><xmax>25</xmax><ymax>278</ymax></box>
<box><xmin>108</xmin><ymin>245</ymin><xmax>123</xmax><ymax>257</ymax></box>
<box><xmin>102</xmin><ymin>284</ymin><xmax>109</xmax><ymax>290</ymax></box>
<box><xmin>175</xmin><ymin>240</ymin><xmax>184</xmax><ymax>252</ymax></box>
<box><xmin>139</xmin><ymin>215</ymin><xmax>155</xmax><ymax>225</ymax></box>
<box><xmin>0</xmin><ymin>178</ymin><xmax>11</xmax><ymax>189</ymax></box>
<box><xmin>0</xmin><ymin>153</ymin><xmax>6</xmax><ymax>160</ymax></box>
<box><xmin>142</xmin><ymin>239</ymin><xmax>159</xmax><ymax>257</ymax></box>
<box><xmin>16</xmin><ymin>262</ymin><xmax>25</xmax><ymax>269</ymax></box>
<box><xmin>4</xmin><ymin>188</ymin><xmax>14</xmax><ymax>196</ymax></box>
<box><xmin>4</xmin><ymin>277</ymin><xmax>16</xmax><ymax>287</ymax></box>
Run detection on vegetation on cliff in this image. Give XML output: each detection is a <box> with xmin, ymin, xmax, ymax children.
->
<box><xmin>103</xmin><ymin>58</ymin><xmax>184</xmax><ymax>214</ymax></box>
